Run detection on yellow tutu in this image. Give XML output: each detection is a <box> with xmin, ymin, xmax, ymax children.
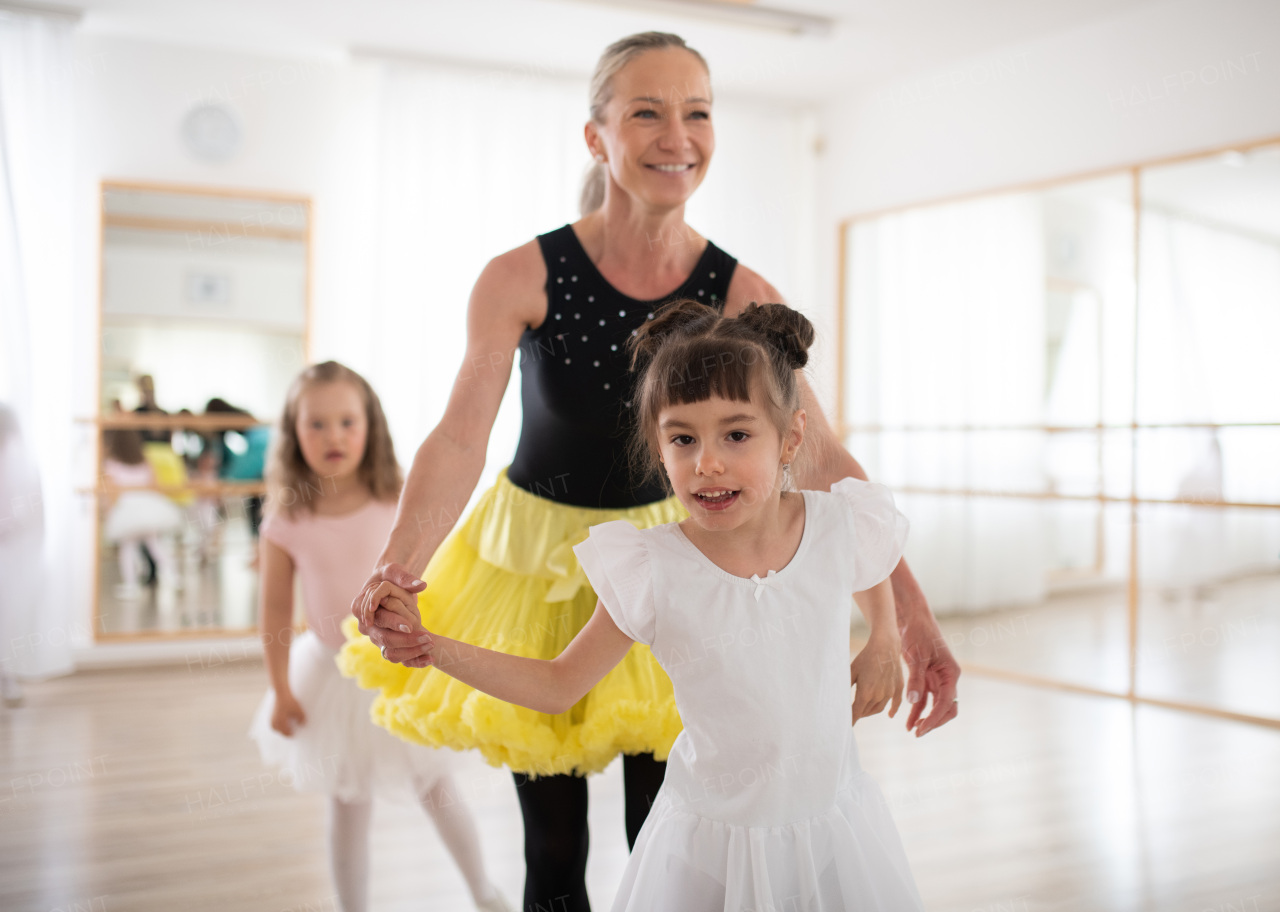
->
<box><xmin>338</xmin><ymin>467</ymin><xmax>688</xmax><ymax>778</ymax></box>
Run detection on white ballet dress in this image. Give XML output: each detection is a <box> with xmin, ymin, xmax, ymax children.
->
<box><xmin>573</xmin><ymin>477</ymin><xmax>924</xmax><ymax>912</ymax></box>
<box><xmin>102</xmin><ymin>459</ymin><xmax>182</xmax><ymax>542</ymax></box>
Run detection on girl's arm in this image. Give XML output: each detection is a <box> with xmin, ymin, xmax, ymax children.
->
<box><xmin>260</xmin><ymin>536</ymin><xmax>305</xmax><ymax>734</ymax></box>
<box><xmin>853</xmin><ymin>577</ymin><xmax>898</xmax><ymax>639</ymax></box>
<box><xmin>849</xmin><ymin>578</ymin><xmax>904</xmax><ymax>725</ymax></box>
<box><xmin>407</xmin><ymin>599</ymin><xmax>635</xmax><ymax>716</ymax></box>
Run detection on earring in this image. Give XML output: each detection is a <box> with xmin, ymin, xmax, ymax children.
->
<box><xmin>594</xmin><ymin>152</ymin><xmax>605</xmax><ymax>163</ymax></box>
<box><xmin>781</xmin><ymin>462</ymin><xmax>793</xmax><ymax>493</ymax></box>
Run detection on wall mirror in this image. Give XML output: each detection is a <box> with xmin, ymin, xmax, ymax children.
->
<box><xmin>839</xmin><ymin>138</ymin><xmax>1280</xmax><ymax>729</ymax></box>
<box><xmin>1132</xmin><ymin>142</ymin><xmax>1280</xmax><ymax>724</ymax></box>
<box><xmin>95</xmin><ymin>181</ymin><xmax>311</xmax><ymax>639</ymax></box>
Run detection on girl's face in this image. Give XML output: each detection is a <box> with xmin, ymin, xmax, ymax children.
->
<box><xmin>295</xmin><ymin>381</ymin><xmax>368</xmax><ymax>484</ymax></box>
<box><xmin>657</xmin><ymin>386</ymin><xmax>803</xmax><ymax>532</ymax></box>
<box><xmin>587</xmin><ymin>48</ymin><xmax>714</xmax><ymax>212</ymax></box>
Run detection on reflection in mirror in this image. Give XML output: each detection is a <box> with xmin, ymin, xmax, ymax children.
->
<box><xmin>97</xmin><ymin>489</ymin><xmax>260</xmax><ymax>635</ymax></box>
<box><xmin>1135</xmin><ymin>143</ymin><xmax>1280</xmax><ymax>721</ymax></box>
<box><xmin>842</xmin><ymin>173</ymin><xmax>1138</xmax><ymax>693</ymax></box>
<box><xmin>96</xmin><ymin>183</ymin><xmax>309</xmax><ymax>638</ymax></box>
<box><xmin>843</xmin><ymin>145</ymin><xmax>1280</xmax><ymax>725</ymax></box>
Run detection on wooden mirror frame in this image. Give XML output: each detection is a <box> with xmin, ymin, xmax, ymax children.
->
<box><xmin>88</xmin><ymin>179</ymin><xmax>313</xmax><ymax>642</ymax></box>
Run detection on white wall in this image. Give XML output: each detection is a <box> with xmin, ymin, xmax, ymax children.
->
<box><xmin>812</xmin><ymin>0</ymin><xmax>1280</xmax><ymax>407</ymax></box>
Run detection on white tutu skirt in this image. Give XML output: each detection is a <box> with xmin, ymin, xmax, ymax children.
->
<box><xmin>249</xmin><ymin>631</ymin><xmax>453</xmax><ymax>803</ymax></box>
<box><xmin>104</xmin><ymin>491</ymin><xmax>183</xmax><ymax>541</ymax></box>
<box><xmin>612</xmin><ymin>766</ymin><xmax>925</xmax><ymax>912</ymax></box>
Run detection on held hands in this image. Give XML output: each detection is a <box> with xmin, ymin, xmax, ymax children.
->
<box><xmin>351</xmin><ymin>563</ymin><xmax>434</xmax><ymax>667</ymax></box>
<box><xmin>849</xmin><ymin>629</ymin><xmax>904</xmax><ymax>726</ymax></box>
<box><xmin>271</xmin><ymin>690</ymin><xmax>307</xmax><ymax>737</ymax></box>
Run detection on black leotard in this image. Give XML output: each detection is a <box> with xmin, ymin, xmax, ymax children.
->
<box><xmin>505</xmin><ymin>224</ymin><xmax>738</xmax><ymax>508</ymax></box>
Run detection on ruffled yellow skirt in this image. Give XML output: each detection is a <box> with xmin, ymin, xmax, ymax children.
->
<box><xmin>338</xmin><ymin>468</ymin><xmax>687</xmax><ymax>778</ymax></box>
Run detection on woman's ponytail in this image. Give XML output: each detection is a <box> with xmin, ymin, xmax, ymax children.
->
<box><xmin>579</xmin><ymin>161</ymin><xmax>606</xmax><ymax>216</ymax></box>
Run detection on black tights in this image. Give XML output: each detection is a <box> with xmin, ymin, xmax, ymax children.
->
<box><xmin>512</xmin><ymin>752</ymin><xmax>666</xmax><ymax>912</ymax></box>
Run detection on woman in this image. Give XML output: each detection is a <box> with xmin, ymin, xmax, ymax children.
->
<box><xmin>344</xmin><ymin>32</ymin><xmax>960</xmax><ymax>910</ymax></box>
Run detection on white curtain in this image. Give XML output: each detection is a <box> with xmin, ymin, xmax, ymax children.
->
<box><xmin>1137</xmin><ymin>209</ymin><xmax>1280</xmax><ymax>585</ymax></box>
<box><xmin>316</xmin><ymin>60</ymin><xmax>587</xmax><ymax>512</ymax></box>
<box><xmin>0</xmin><ymin>8</ymin><xmax>77</xmax><ymax>677</ymax></box>
<box><xmin>845</xmin><ymin>195</ymin><xmax>1047</xmax><ymax>614</ymax></box>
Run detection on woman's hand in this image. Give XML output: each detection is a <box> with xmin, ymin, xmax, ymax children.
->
<box><xmin>894</xmin><ymin>578</ymin><xmax>961</xmax><ymax>737</ymax></box>
<box><xmin>850</xmin><ymin>629</ymin><xmax>904</xmax><ymax>726</ymax></box>
<box><xmin>271</xmin><ymin>690</ymin><xmax>307</xmax><ymax>737</ymax></box>
<box><xmin>351</xmin><ymin>564</ymin><xmax>436</xmax><ymax>666</ymax></box>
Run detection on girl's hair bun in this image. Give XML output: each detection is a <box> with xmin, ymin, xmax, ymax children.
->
<box><xmin>627</xmin><ymin>298</ymin><xmax>719</xmax><ymax>370</ymax></box>
<box><xmin>735</xmin><ymin>302</ymin><xmax>815</xmax><ymax>370</ymax></box>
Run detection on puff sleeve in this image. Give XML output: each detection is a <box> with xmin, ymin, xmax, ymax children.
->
<box><xmin>830</xmin><ymin>477</ymin><xmax>910</xmax><ymax>593</ymax></box>
<box><xmin>571</xmin><ymin>520</ymin><xmax>656</xmax><ymax>645</ymax></box>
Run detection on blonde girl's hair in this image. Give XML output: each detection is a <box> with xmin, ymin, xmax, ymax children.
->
<box><xmin>626</xmin><ymin>299</ymin><xmax>815</xmax><ymax>493</ymax></box>
<box><xmin>266</xmin><ymin>361</ymin><xmax>402</xmax><ymax>519</ymax></box>
<box><xmin>580</xmin><ymin>32</ymin><xmax>711</xmax><ymax>215</ymax></box>
<box><xmin>104</xmin><ymin>428</ymin><xmax>146</xmax><ymax>465</ymax></box>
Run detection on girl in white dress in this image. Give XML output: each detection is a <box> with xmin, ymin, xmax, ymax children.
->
<box><xmin>373</xmin><ymin>302</ymin><xmax>925</xmax><ymax>911</ymax></box>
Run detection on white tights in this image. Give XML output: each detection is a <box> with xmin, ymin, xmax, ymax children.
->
<box><xmin>328</xmin><ymin>774</ymin><xmax>497</xmax><ymax>912</ymax></box>
<box><xmin>117</xmin><ymin>535</ymin><xmax>176</xmax><ymax>586</ymax></box>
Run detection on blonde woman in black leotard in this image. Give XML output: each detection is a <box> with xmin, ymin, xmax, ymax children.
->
<box><xmin>343</xmin><ymin>32</ymin><xmax>960</xmax><ymax>911</ymax></box>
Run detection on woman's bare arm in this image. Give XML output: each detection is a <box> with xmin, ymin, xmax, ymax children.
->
<box><xmin>352</xmin><ymin>242</ymin><xmax>547</xmax><ymax>646</ymax></box>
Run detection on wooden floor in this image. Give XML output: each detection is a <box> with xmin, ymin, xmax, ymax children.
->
<box><xmin>2</xmin><ymin>658</ymin><xmax>1279</xmax><ymax>912</ymax></box>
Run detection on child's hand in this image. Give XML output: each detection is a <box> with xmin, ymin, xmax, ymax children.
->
<box><xmin>271</xmin><ymin>690</ymin><xmax>307</xmax><ymax>737</ymax></box>
<box><xmin>353</xmin><ymin>564</ymin><xmax>427</xmax><ymax>630</ymax></box>
<box><xmin>367</xmin><ymin>579</ymin><xmax>425</xmax><ymax>631</ymax></box>
<box><xmin>379</xmin><ymin>593</ymin><xmax>436</xmax><ymax>669</ymax></box>
<box><xmin>849</xmin><ymin>630</ymin><xmax>904</xmax><ymax>726</ymax></box>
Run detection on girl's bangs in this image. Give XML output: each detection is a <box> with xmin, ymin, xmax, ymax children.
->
<box><xmin>652</xmin><ymin>337</ymin><xmax>761</xmax><ymax>410</ymax></box>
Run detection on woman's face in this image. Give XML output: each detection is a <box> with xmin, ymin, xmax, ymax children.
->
<box><xmin>589</xmin><ymin>48</ymin><xmax>715</xmax><ymax>212</ymax></box>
